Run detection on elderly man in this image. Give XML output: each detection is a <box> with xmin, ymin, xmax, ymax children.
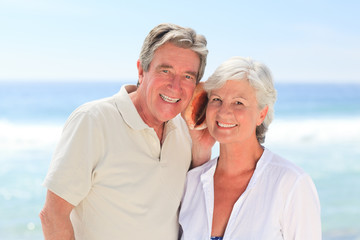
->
<box><xmin>40</xmin><ymin>23</ymin><xmax>212</xmax><ymax>239</ymax></box>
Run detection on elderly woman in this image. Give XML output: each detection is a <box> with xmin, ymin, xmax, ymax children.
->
<box><xmin>179</xmin><ymin>57</ymin><xmax>321</xmax><ymax>239</ymax></box>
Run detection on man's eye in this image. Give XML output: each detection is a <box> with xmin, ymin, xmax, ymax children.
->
<box><xmin>162</xmin><ymin>70</ymin><xmax>169</xmax><ymax>73</ymax></box>
<box><xmin>185</xmin><ymin>75</ymin><xmax>196</xmax><ymax>82</ymax></box>
<box><xmin>235</xmin><ymin>101</ymin><xmax>243</xmax><ymax>105</ymax></box>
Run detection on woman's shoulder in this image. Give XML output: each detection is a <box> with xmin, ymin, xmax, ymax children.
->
<box><xmin>263</xmin><ymin>148</ymin><xmax>307</xmax><ymax>178</ymax></box>
<box><xmin>261</xmin><ymin>149</ymin><xmax>318</xmax><ymax>199</ymax></box>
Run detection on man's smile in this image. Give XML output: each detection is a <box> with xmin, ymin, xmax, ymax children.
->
<box><xmin>160</xmin><ymin>94</ymin><xmax>180</xmax><ymax>103</ymax></box>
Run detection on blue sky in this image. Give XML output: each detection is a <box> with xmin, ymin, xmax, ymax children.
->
<box><xmin>1</xmin><ymin>0</ymin><xmax>359</xmax><ymax>83</ymax></box>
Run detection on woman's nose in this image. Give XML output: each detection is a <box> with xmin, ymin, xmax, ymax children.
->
<box><xmin>218</xmin><ymin>103</ymin><xmax>232</xmax><ymax>116</ymax></box>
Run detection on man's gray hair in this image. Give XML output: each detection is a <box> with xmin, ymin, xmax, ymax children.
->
<box><xmin>139</xmin><ymin>23</ymin><xmax>208</xmax><ymax>83</ymax></box>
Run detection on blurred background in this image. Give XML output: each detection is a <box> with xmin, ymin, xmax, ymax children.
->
<box><xmin>0</xmin><ymin>0</ymin><xmax>359</xmax><ymax>239</ymax></box>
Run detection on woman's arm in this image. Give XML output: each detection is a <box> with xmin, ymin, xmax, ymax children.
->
<box><xmin>282</xmin><ymin>174</ymin><xmax>322</xmax><ymax>239</ymax></box>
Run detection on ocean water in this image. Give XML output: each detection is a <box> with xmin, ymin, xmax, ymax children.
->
<box><xmin>0</xmin><ymin>81</ymin><xmax>359</xmax><ymax>239</ymax></box>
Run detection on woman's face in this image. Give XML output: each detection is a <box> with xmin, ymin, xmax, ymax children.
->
<box><xmin>206</xmin><ymin>80</ymin><xmax>268</xmax><ymax>144</ymax></box>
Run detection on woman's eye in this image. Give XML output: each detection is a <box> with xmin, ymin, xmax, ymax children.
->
<box><xmin>235</xmin><ymin>101</ymin><xmax>243</xmax><ymax>105</ymax></box>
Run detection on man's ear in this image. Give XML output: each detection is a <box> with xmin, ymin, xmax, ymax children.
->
<box><xmin>137</xmin><ymin>60</ymin><xmax>144</xmax><ymax>85</ymax></box>
<box><xmin>257</xmin><ymin>105</ymin><xmax>269</xmax><ymax>126</ymax></box>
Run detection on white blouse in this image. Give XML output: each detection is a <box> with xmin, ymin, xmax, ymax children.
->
<box><xmin>179</xmin><ymin>148</ymin><xmax>322</xmax><ymax>240</ymax></box>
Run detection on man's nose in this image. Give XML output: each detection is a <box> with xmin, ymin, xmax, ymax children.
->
<box><xmin>169</xmin><ymin>75</ymin><xmax>181</xmax><ymax>91</ymax></box>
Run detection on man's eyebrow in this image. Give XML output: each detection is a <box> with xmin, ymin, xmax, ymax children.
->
<box><xmin>156</xmin><ymin>64</ymin><xmax>198</xmax><ymax>78</ymax></box>
<box><xmin>156</xmin><ymin>64</ymin><xmax>173</xmax><ymax>69</ymax></box>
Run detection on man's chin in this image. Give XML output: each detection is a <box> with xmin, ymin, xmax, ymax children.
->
<box><xmin>159</xmin><ymin>112</ymin><xmax>180</xmax><ymax>122</ymax></box>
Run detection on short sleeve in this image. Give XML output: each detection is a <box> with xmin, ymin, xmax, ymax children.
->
<box><xmin>282</xmin><ymin>174</ymin><xmax>322</xmax><ymax>239</ymax></box>
<box><xmin>43</xmin><ymin>110</ymin><xmax>103</xmax><ymax>206</ymax></box>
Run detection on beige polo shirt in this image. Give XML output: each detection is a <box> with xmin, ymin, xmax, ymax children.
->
<box><xmin>44</xmin><ymin>85</ymin><xmax>192</xmax><ymax>239</ymax></box>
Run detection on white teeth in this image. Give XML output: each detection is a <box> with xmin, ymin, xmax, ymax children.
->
<box><xmin>217</xmin><ymin>122</ymin><xmax>237</xmax><ymax>128</ymax></box>
<box><xmin>160</xmin><ymin>94</ymin><xmax>180</xmax><ymax>103</ymax></box>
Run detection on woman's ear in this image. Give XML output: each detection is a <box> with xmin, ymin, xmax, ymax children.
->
<box><xmin>257</xmin><ymin>105</ymin><xmax>269</xmax><ymax>126</ymax></box>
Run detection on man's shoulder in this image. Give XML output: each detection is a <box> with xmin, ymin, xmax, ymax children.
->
<box><xmin>74</xmin><ymin>93</ymin><xmax>120</xmax><ymax>115</ymax></box>
<box><xmin>62</xmin><ymin>95</ymin><xmax>119</xmax><ymax>129</ymax></box>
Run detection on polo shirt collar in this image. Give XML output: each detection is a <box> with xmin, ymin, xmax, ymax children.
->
<box><xmin>115</xmin><ymin>85</ymin><xmax>150</xmax><ymax>130</ymax></box>
<box><xmin>115</xmin><ymin>84</ymin><xmax>178</xmax><ymax>133</ymax></box>
<box><xmin>162</xmin><ymin>117</ymin><xmax>177</xmax><ymax>139</ymax></box>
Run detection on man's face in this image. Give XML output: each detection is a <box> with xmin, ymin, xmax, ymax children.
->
<box><xmin>137</xmin><ymin>42</ymin><xmax>200</xmax><ymax>127</ymax></box>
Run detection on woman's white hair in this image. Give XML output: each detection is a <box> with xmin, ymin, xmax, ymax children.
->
<box><xmin>204</xmin><ymin>56</ymin><xmax>277</xmax><ymax>144</ymax></box>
